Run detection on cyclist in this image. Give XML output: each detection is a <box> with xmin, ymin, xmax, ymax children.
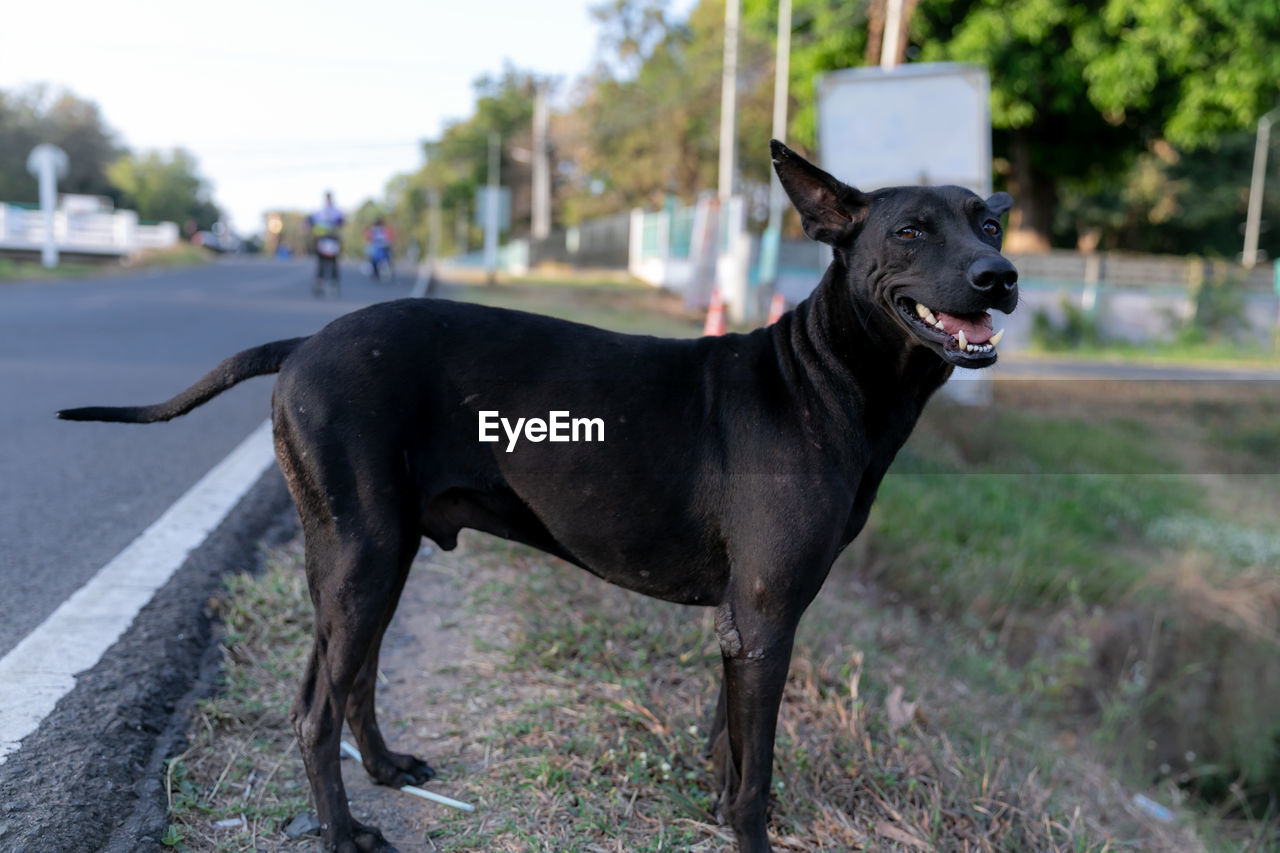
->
<box><xmin>364</xmin><ymin>217</ymin><xmax>396</xmax><ymax>282</ymax></box>
<box><xmin>305</xmin><ymin>192</ymin><xmax>345</xmax><ymax>297</ymax></box>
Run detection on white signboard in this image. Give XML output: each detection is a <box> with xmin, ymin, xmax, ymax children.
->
<box><xmin>816</xmin><ymin>63</ymin><xmax>992</xmax><ymax>196</ymax></box>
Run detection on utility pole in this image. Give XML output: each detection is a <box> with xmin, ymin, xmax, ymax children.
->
<box><xmin>428</xmin><ymin>190</ymin><xmax>442</xmax><ymax>264</ymax></box>
<box><xmin>717</xmin><ymin>0</ymin><xmax>741</xmax><ymax>202</ymax></box>
<box><xmin>760</xmin><ymin>0</ymin><xmax>792</xmax><ymax>306</ymax></box>
<box><xmin>532</xmin><ymin>82</ymin><xmax>551</xmax><ymax>241</ymax></box>
<box><xmin>484</xmin><ymin>132</ymin><xmax>500</xmax><ymax>284</ymax></box>
<box><xmin>880</xmin><ymin>0</ymin><xmax>905</xmax><ymax>69</ymax></box>
<box><xmin>1243</xmin><ymin>106</ymin><xmax>1280</xmax><ymax>268</ymax></box>
<box><xmin>412</xmin><ymin>189</ymin><xmax>445</xmax><ymax>298</ymax></box>
<box><xmin>766</xmin><ymin>0</ymin><xmax>792</xmax><ymax>242</ymax></box>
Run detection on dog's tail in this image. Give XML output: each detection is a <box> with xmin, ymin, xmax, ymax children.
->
<box><xmin>57</xmin><ymin>337</ymin><xmax>308</xmax><ymax>423</ymax></box>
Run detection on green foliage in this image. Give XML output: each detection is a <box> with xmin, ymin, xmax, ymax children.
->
<box><xmin>566</xmin><ymin>0</ymin><xmax>775</xmax><ymax>221</ymax></box>
<box><xmin>0</xmin><ymin>85</ymin><xmax>123</xmax><ymax>202</ymax></box>
<box><xmin>1058</xmin><ymin>131</ymin><xmax>1280</xmax><ymax>259</ymax></box>
<box><xmin>1</xmin><ymin>85</ymin><xmax>221</xmax><ymax>232</ymax></box>
<box><xmin>1030</xmin><ymin>298</ymin><xmax>1103</xmax><ymax>350</ymax></box>
<box><xmin>1183</xmin><ymin>268</ymin><xmax>1248</xmax><ymax>344</ymax></box>
<box><xmin>387</xmin><ymin>0</ymin><xmax>1280</xmax><ymax>255</ymax></box>
<box><xmin>107</xmin><ymin>148</ymin><xmax>220</xmax><ymax>231</ymax></box>
<box><xmin>390</xmin><ymin>66</ymin><xmax>538</xmax><ymax>253</ymax></box>
<box><xmin>745</xmin><ymin>0</ymin><xmax>871</xmax><ymax>153</ymax></box>
<box><xmin>821</xmin><ymin>0</ymin><xmax>1280</xmax><ymax>249</ymax></box>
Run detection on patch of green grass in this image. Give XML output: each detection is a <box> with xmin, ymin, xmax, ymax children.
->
<box><xmin>126</xmin><ymin>244</ymin><xmax>213</xmax><ymax>269</ymax></box>
<box><xmin>0</xmin><ymin>256</ymin><xmax>112</xmax><ymax>281</ymax></box>
<box><xmin>867</xmin><ymin>406</ymin><xmax>1201</xmax><ymax>615</ymax></box>
<box><xmin>0</xmin><ymin>243</ymin><xmax>210</xmax><ymax>283</ymax></box>
<box><xmin>1024</xmin><ymin>337</ymin><xmax>1280</xmax><ymax>367</ymax></box>
<box><xmin>163</xmin><ymin>547</ymin><xmax>313</xmax><ymax>851</ymax></box>
<box><xmin>859</xmin><ymin>384</ymin><xmax>1280</xmax><ymax>818</ymax></box>
<box><xmin>455</xmin><ymin>282</ymin><xmax>703</xmax><ymax>338</ymax></box>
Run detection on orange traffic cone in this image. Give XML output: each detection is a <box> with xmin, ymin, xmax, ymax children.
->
<box><xmin>766</xmin><ymin>291</ymin><xmax>786</xmax><ymax>325</ymax></box>
<box><xmin>702</xmin><ymin>289</ymin><xmax>727</xmax><ymax>336</ymax></box>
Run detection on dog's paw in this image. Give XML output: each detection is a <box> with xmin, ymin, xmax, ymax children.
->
<box><xmin>394</xmin><ymin>753</ymin><xmax>436</xmax><ymax>786</ymax></box>
<box><xmin>332</xmin><ymin>820</ymin><xmax>397</xmax><ymax>853</ymax></box>
<box><xmin>367</xmin><ymin>750</ymin><xmax>435</xmax><ymax>787</ymax></box>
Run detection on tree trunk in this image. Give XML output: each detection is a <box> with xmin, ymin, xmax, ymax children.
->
<box><xmin>1005</xmin><ymin>129</ymin><xmax>1055</xmax><ymax>253</ymax></box>
<box><xmin>865</xmin><ymin>0</ymin><xmax>920</xmax><ymax>67</ymax></box>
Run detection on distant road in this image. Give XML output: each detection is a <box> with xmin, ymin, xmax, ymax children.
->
<box><xmin>0</xmin><ymin>258</ymin><xmax>412</xmax><ymax>657</ymax></box>
<box><xmin>996</xmin><ymin>356</ymin><xmax>1280</xmax><ymax>382</ymax></box>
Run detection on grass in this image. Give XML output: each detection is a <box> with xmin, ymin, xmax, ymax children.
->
<box><xmin>1027</xmin><ymin>287</ymin><xmax>1280</xmax><ymax>367</ymax></box>
<box><xmin>0</xmin><ymin>243</ymin><xmax>211</xmax><ymax>282</ymax></box>
<box><xmin>443</xmin><ymin>279</ymin><xmax>707</xmax><ymax>338</ymax></box>
<box><xmin>440</xmin><ymin>543</ymin><xmax>1155</xmax><ymax>853</ymax></box>
<box><xmin>125</xmin><ymin>243</ymin><xmax>215</xmax><ymax>270</ymax></box>
<box><xmin>864</xmin><ymin>378</ymin><xmax>1280</xmax><ymax>814</ymax></box>
<box><xmin>170</xmin><ymin>532</ymin><xmax>1200</xmax><ymax>852</ymax></box>
<box><xmin>0</xmin><ymin>256</ymin><xmax>112</xmax><ymax>281</ymax></box>
<box><xmin>1023</xmin><ymin>339</ymin><xmax>1280</xmax><ymax>368</ymax></box>
<box><xmin>162</xmin><ymin>543</ymin><xmax>313</xmax><ymax>850</ymax></box>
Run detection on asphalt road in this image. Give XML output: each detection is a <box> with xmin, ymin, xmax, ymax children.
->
<box><xmin>0</xmin><ymin>257</ymin><xmax>413</xmax><ymax>658</ymax></box>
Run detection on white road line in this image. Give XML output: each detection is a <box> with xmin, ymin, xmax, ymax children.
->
<box><xmin>0</xmin><ymin>419</ymin><xmax>277</xmax><ymax>763</ymax></box>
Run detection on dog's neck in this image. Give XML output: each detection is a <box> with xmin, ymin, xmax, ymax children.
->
<box><xmin>780</xmin><ymin>258</ymin><xmax>953</xmax><ymax>418</ymax></box>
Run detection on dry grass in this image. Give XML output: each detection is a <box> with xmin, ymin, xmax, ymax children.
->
<box><xmin>161</xmin><ymin>541</ymin><xmax>313</xmax><ymax>850</ymax></box>
<box><xmin>164</xmin><ymin>532</ymin><xmax>1211</xmax><ymax>852</ymax></box>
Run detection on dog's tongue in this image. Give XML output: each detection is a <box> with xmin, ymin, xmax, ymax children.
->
<box><xmin>936</xmin><ymin>311</ymin><xmax>994</xmax><ymax>344</ymax></box>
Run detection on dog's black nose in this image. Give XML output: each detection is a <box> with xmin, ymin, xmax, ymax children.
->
<box><xmin>968</xmin><ymin>255</ymin><xmax>1018</xmax><ymax>293</ymax></box>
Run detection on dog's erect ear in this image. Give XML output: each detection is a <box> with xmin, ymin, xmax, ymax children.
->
<box><xmin>770</xmin><ymin>139</ymin><xmax>869</xmax><ymax>246</ymax></box>
<box><xmin>986</xmin><ymin>191</ymin><xmax>1013</xmax><ymax>216</ymax></box>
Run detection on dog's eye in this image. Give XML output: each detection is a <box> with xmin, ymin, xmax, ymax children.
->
<box><xmin>982</xmin><ymin>220</ymin><xmax>1002</xmax><ymax>237</ymax></box>
<box><xmin>895</xmin><ymin>226</ymin><xmax>923</xmax><ymax>240</ymax></box>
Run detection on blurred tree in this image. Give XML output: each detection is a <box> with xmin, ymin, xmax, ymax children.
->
<box><xmin>1059</xmin><ymin>131</ymin><xmax>1280</xmax><ymax>259</ymax></box>
<box><xmin>0</xmin><ymin>86</ymin><xmax>123</xmax><ymax>202</ymax></box>
<box><xmin>564</xmin><ymin>0</ymin><xmax>775</xmax><ymax>223</ymax></box>
<box><xmin>913</xmin><ymin>0</ymin><xmax>1280</xmax><ymax>251</ymax></box>
<box><xmin>391</xmin><ymin>67</ymin><xmax>538</xmax><ymax>253</ymax></box>
<box><xmin>107</xmin><ymin>148</ymin><xmax>220</xmax><ymax>229</ymax></box>
<box><xmin>741</xmin><ymin>0</ymin><xmax>872</xmax><ymax>155</ymax></box>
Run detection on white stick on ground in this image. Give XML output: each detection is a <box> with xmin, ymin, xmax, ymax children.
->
<box><xmin>339</xmin><ymin>741</ymin><xmax>476</xmax><ymax>812</ymax></box>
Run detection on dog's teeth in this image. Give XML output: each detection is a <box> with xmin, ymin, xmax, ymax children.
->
<box><xmin>934</xmin><ymin>319</ymin><xmax>946</xmax><ymax>330</ymax></box>
<box><xmin>989</xmin><ymin>329</ymin><xmax>1005</xmax><ymax>347</ymax></box>
<box><xmin>915</xmin><ymin>303</ymin><xmax>930</xmax><ymax>319</ymax></box>
<box><xmin>957</xmin><ymin>329</ymin><xmax>967</xmax><ymax>351</ymax></box>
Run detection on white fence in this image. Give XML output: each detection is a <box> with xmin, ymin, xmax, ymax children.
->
<box><xmin>0</xmin><ymin>204</ymin><xmax>179</xmax><ymax>257</ymax></box>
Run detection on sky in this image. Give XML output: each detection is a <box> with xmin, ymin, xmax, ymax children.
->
<box><xmin>1</xmin><ymin>0</ymin><xmax>692</xmax><ymax>234</ymax></box>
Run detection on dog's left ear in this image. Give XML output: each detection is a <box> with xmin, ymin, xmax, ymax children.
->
<box><xmin>986</xmin><ymin>191</ymin><xmax>1013</xmax><ymax>216</ymax></box>
<box><xmin>771</xmin><ymin>139</ymin><xmax>870</xmax><ymax>246</ymax></box>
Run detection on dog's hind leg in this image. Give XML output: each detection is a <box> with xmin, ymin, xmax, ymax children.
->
<box><xmin>279</xmin><ymin>426</ymin><xmax>421</xmax><ymax>851</ymax></box>
<box><xmin>344</xmin><ymin>547</ymin><xmax>436</xmax><ymax>788</ymax></box>
<box><xmin>291</xmin><ymin>523</ymin><xmax>408</xmax><ymax>852</ymax></box>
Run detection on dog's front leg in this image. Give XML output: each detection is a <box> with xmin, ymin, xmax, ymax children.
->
<box><xmin>710</xmin><ymin>594</ymin><xmax>799</xmax><ymax>853</ymax></box>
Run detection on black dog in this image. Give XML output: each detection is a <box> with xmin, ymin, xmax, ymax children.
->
<box><xmin>59</xmin><ymin>141</ymin><xmax>1017</xmax><ymax>853</ymax></box>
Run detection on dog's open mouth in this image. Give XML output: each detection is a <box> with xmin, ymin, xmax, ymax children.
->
<box><xmin>901</xmin><ymin>299</ymin><xmax>1005</xmax><ymax>362</ymax></box>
